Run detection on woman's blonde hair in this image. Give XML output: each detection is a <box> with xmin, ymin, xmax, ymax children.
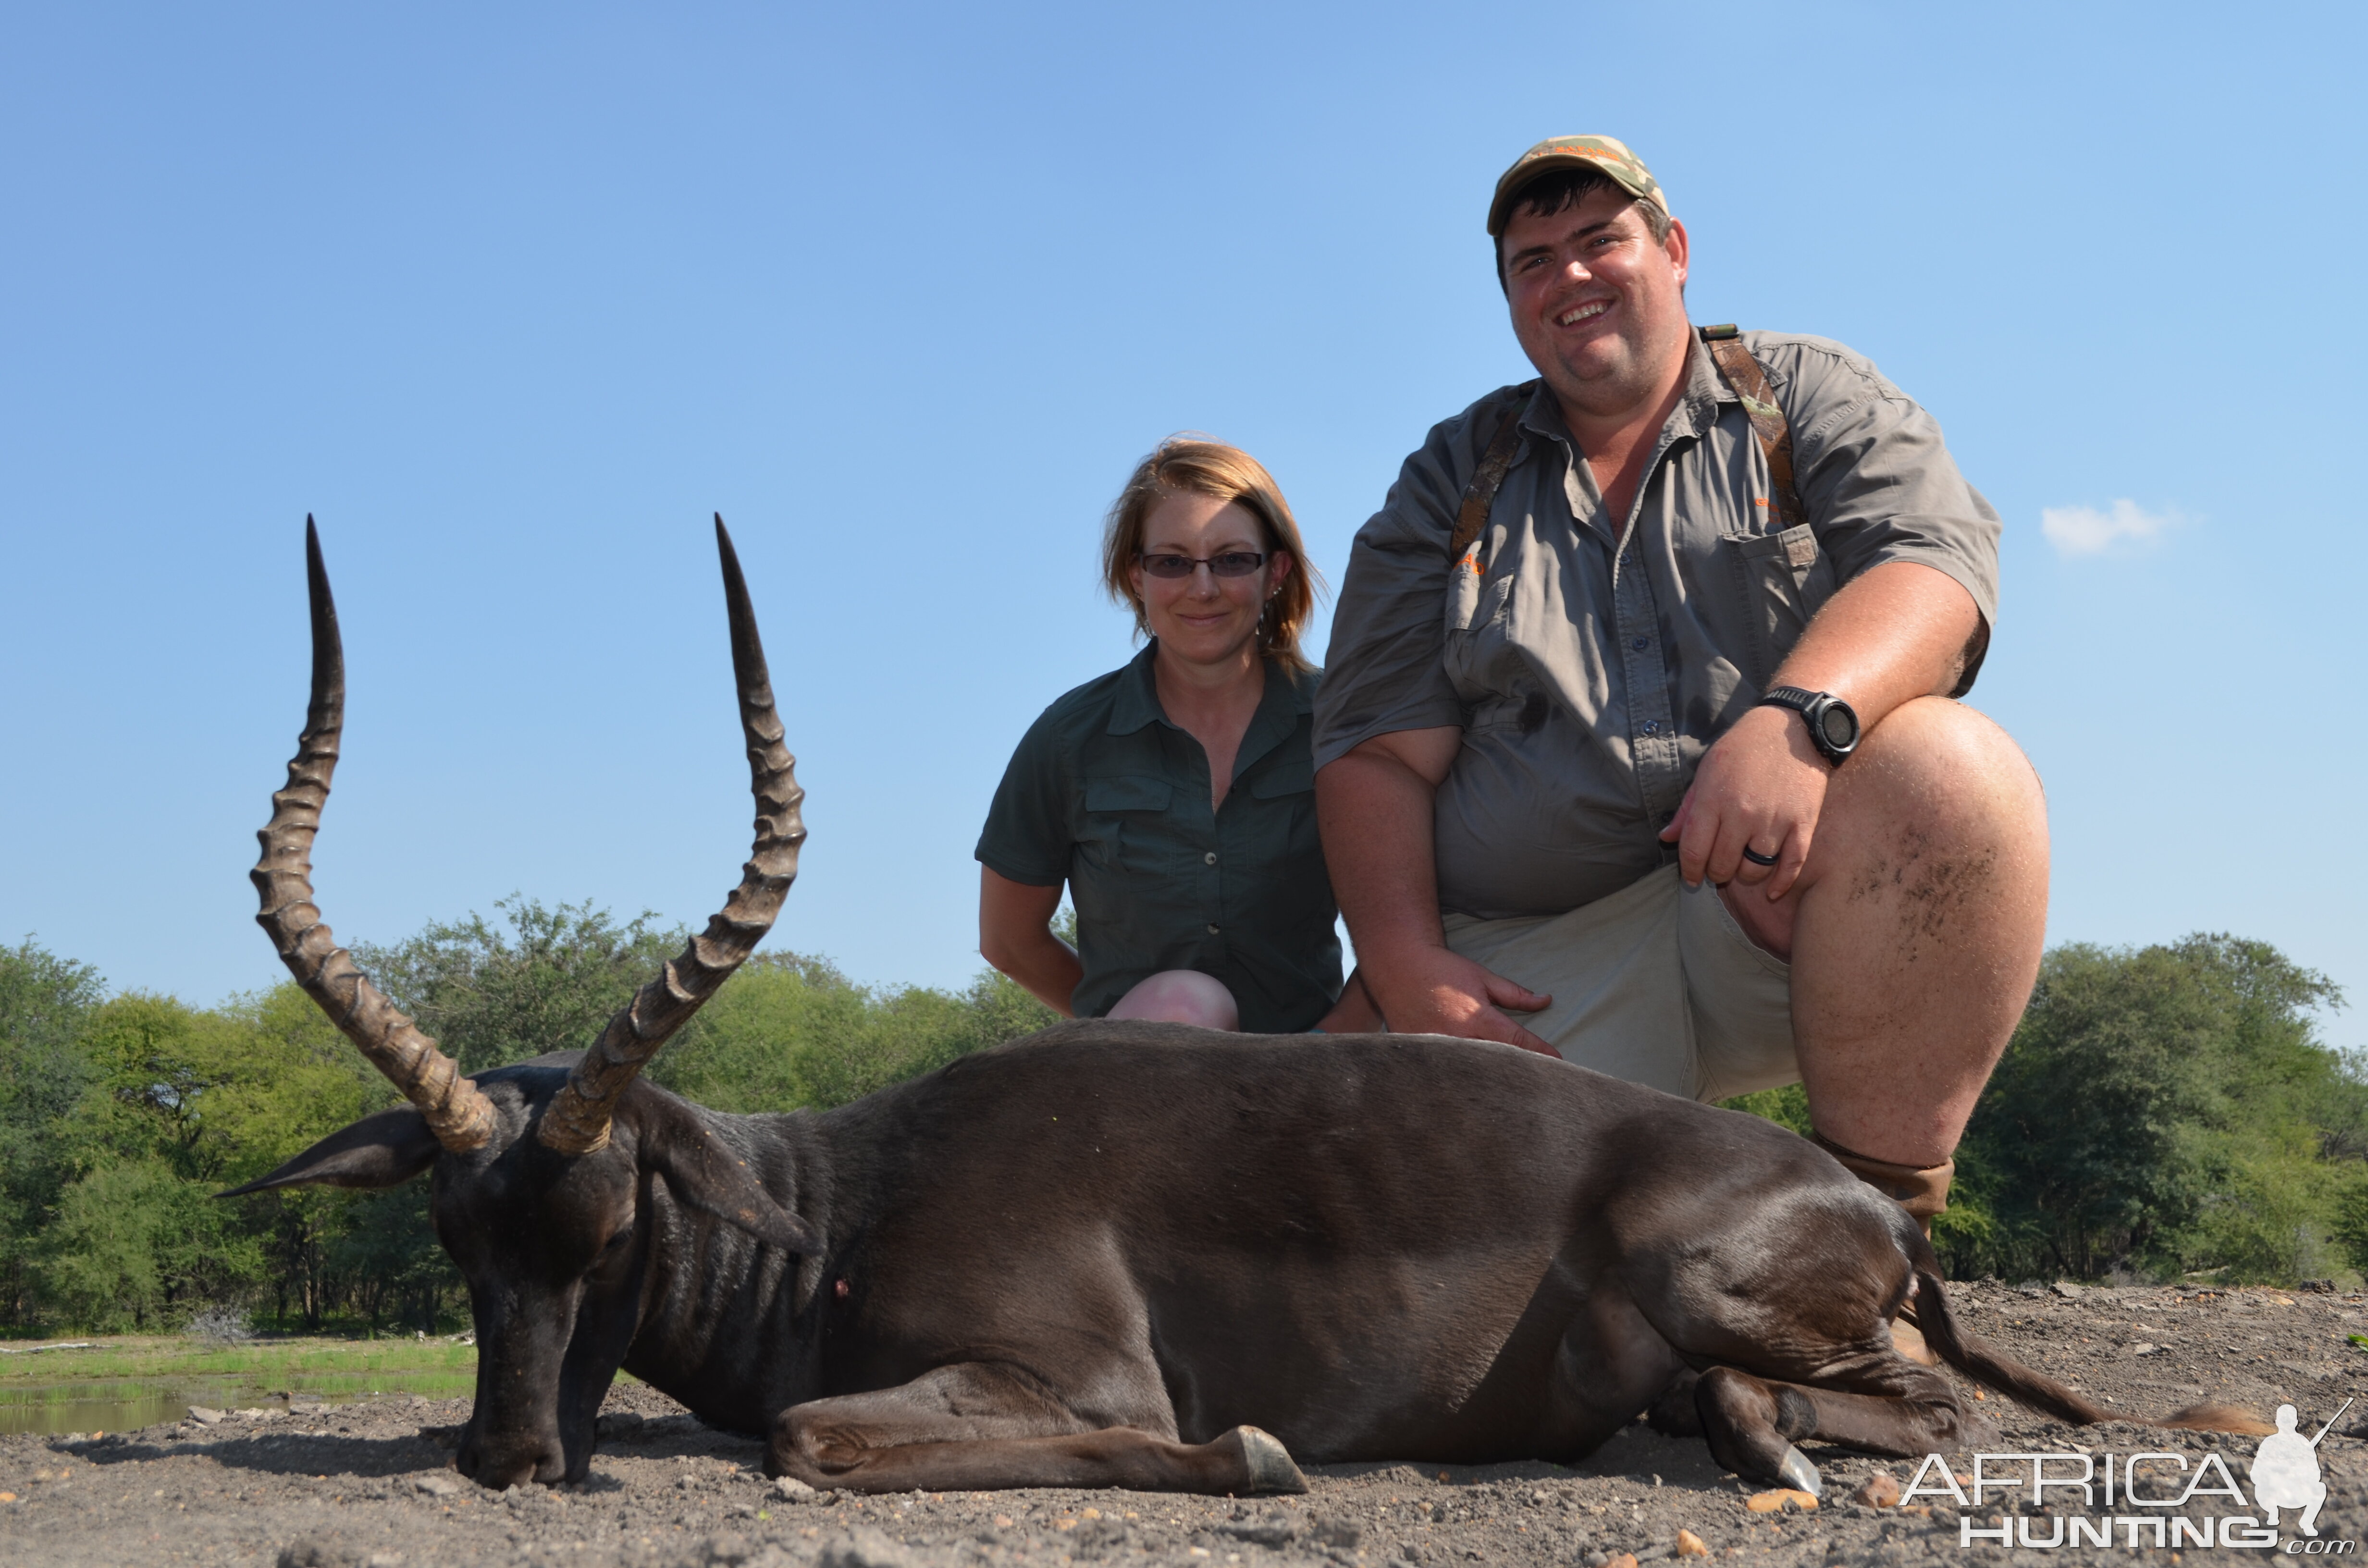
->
<box><xmin>1100</xmin><ymin>436</ymin><xmax>1326</xmax><ymax>674</ymax></box>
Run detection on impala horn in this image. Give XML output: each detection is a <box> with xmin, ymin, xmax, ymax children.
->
<box><xmin>253</xmin><ymin>518</ymin><xmax>498</xmax><ymax>1151</ymax></box>
<box><xmin>536</xmin><ymin>515</ymin><xmax>805</xmax><ymax>1155</ymax></box>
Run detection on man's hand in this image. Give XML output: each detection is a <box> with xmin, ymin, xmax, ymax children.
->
<box><xmin>1360</xmin><ymin>943</ymin><xmax>1558</xmax><ymax>1055</ymax></box>
<box><xmin>1661</xmin><ymin>704</ymin><xmax>1829</xmax><ymax>899</ymax></box>
<box><xmin>1318</xmin><ymin>727</ymin><xmax>1555</xmax><ymax>1054</ymax></box>
<box><xmin>1662</xmin><ymin>560</ymin><xmax>1982</xmax><ymax>898</ymax></box>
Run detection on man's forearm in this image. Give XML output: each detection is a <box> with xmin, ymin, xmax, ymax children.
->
<box><xmin>1316</xmin><ymin>745</ymin><xmax>1451</xmax><ymax>964</ymax></box>
<box><xmin>1317</xmin><ymin>730</ymin><xmax>1558</xmax><ymax>1051</ymax></box>
<box><xmin>1773</xmin><ymin>560</ymin><xmax>1983</xmax><ymax>729</ymax></box>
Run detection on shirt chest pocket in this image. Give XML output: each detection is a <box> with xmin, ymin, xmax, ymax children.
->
<box><xmin>1443</xmin><ymin>560</ymin><xmax>1518</xmax><ymax>702</ymax></box>
<box><xmin>1236</xmin><ymin>760</ymin><xmax>1317</xmax><ymax>888</ymax></box>
<box><xmin>1723</xmin><ymin>523</ymin><xmax>1838</xmax><ymax>689</ymax></box>
<box><xmin>1081</xmin><ymin>774</ymin><xmax>1174</xmax><ymax>876</ymax></box>
<box><xmin>1249</xmin><ymin>761</ymin><xmax>1313</xmax><ymax>799</ymax></box>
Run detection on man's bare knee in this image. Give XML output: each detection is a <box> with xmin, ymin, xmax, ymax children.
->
<box><xmin>1861</xmin><ymin>698</ymin><xmax>2038</xmax><ymax>794</ymax></box>
<box><xmin>1828</xmin><ymin>699</ymin><xmax>2044</xmax><ymax>851</ymax></box>
<box><xmin>1108</xmin><ymin>970</ymin><xmax>1241</xmax><ymax>1030</ymax></box>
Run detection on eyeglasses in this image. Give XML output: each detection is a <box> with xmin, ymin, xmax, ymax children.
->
<box><xmin>1136</xmin><ymin>551</ymin><xmax>1269</xmax><ymax>579</ymax></box>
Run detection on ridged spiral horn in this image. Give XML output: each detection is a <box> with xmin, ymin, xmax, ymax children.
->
<box><xmin>536</xmin><ymin>516</ymin><xmax>805</xmax><ymax>1155</ymax></box>
<box><xmin>253</xmin><ymin>518</ymin><xmax>498</xmax><ymax>1152</ymax></box>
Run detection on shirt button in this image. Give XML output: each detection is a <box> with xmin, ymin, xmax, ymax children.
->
<box><xmin>1632</xmin><ymin>636</ymin><xmax>1650</xmax><ymax>651</ymax></box>
<box><xmin>1203</xmin><ymin>851</ymin><xmax>1218</xmax><ymax>865</ymax></box>
<box><xmin>1641</xmin><ymin>720</ymin><xmax>1660</xmax><ymax>735</ymax></box>
<box><xmin>1206</xmin><ymin>923</ymin><xmax>1221</xmax><ymax>935</ymax></box>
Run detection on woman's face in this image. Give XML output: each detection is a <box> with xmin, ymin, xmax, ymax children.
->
<box><xmin>1129</xmin><ymin>490</ymin><xmax>1294</xmax><ymax>671</ymax></box>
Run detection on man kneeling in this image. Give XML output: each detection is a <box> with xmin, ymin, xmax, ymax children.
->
<box><xmin>1313</xmin><ymin>135</ymin><xmax>2048</xmax><ymax>1237</ymax></box>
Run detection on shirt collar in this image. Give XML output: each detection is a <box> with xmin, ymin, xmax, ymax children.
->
<box><xmin>1676</xmin><ymin>330</ymin><xmax>1730</xmax><ymax>433</ymax></box>
<box><xmin>1512</xmin><ymin>331</ymin><xmax>1729</xmax><ymax>451</ymax></box>
<box><xmin>1105</xmin><ymin>641</ymin><xmax>1166</xmax><ymax>735</ymax></box>
<box><xmin>1231</xmin><ymin>658</ymin><xmax>1315</xmax><ymax>778</ymax></box>
<box><xmin>1516</xmin><ymin>379</ymin><xmax>1566</xmax><ymax>445</ymax></box>
<box><xmin>1104</xmin><ymin>643</ymin><xmax>1314</xmax><ymax>756</ymax></box>
<box><xmin>1285</xmin><ymin>659</ymin><xmax>1318</xmax><ymax>714</ymax></box>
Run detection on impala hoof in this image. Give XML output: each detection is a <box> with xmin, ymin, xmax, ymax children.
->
<box><xmin>1777</xmin><ymin>1444</ymin><xmax>1823</xmax><ymax>1498</ymax></box>
<box><xmin>1233</xmin><ymin>1426</ymin><xmax>1307</xmax><ymax>1494</ymax></box>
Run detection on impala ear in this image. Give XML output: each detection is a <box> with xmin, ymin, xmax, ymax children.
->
<box><xmin>218</xmin><ymin>1105</ymin><xmax>443</xmax><ymax>1196</ymax></box>
<box><xmin>635</xmin><ymin>1097</ymin><xmax>818</xmax><ymax>1254</ymax></box>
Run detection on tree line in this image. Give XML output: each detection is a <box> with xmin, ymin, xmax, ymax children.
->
<box><xmin>1728</xmin><ymin>934</ymin><xmax>2367</xmax><ymax>1286</ymax></box>
<box><xmin>0</xmin><ymin>901</ymin><xmax>1060</xmax><ymax>1335</ymax></box>
<box><xmin>0</xmin><ymin>913</ymin><xmax>2360</xmax><ymax>1336</ymax></box>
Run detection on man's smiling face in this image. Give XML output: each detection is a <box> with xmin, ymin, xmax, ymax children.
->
<box><xmin>1499</xmin><ymin>184</ymin><xmax>1691</xmax><ymax>422</ymax></box>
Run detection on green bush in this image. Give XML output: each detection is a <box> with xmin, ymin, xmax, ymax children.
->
<box><xmin>2332</xmin><ymin>1172</ymin><xmax>2368</xmax><ymax>1276</ymax></box>
<box><xmin>1721</xmin><ymin>934</ymin><xmax>2361</xmax><ymax>1285</ymax></box>
<box><xmin>658</xmin><ymin>956</ymin><xmax>1057</xmax><ymax>1113</ymax></box>
<box><xmin>0</xmin><ymin>939</ymin><xmax>105</xmax><ymax>1327</ymax></box>
<box><xmin>37</xmin><ymin>1156</ymin><xmax>234</xmax><ymax>1331</ymax></box>
<box><xmin>354</xmin><ymin>897</ymin><xmax>681</xmax><ymax>1073</ymax></box>
<box><xmin>0</xmin><ymin>910</ymin><xmax>1062</xmax><ymax>1333</ymax></box>
<box><xmin>1719</xmin><ymin>1082</ymin><xmax>1811</xmax><ymax>1137</ymax></box>
<box><xmin>1954</xmin><ymin>935</ymin><xmax>2354</xmax><ymax>1283</ymax></box>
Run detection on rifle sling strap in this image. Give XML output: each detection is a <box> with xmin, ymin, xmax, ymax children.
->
<box><xmin>1445</xmin><ymin>380</ymin><xmax>1538</xmax><ymax>566</ymax></box>
<box><xmin>1698</xmin><ymin>323</ymin><xmax>1802</xmax><ymax>530</ymax></box>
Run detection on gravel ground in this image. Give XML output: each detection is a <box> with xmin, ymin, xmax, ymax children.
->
<box><xmin>3</xmin><ymin>1282</ymin><xmax>2362</xmax><ymax>1567</ymax></box>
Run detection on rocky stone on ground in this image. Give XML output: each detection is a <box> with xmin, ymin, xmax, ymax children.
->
<box><xmin>1</xmin><ymin>1281</ymin><xmax>2361</xmax><ymax>1565</ymax></box>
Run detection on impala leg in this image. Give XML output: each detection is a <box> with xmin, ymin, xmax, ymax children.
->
<box><xmin>767</xmin><ymin>1362</ymin><xmax>1306</xmax><ymax>1495</ymax></box>
<box><xmin>778</xmin><ymin>1421</ymin><xmax>1303</xmax><ymax>1495</ymax></box>
<box><xmin>1645</xmin><ymin>1368</ymin><xmax>1703</xmax><ymax>1437</ymax></box>
<box><xmin>1694</xmin><ymin>1362</ymin><xmax>1987</xmax><ymax>1494</ymax></box>
<box><xmin>1694</xmin><ymin>1366</ymin><xmax>1826</xmax><ymax>1494</ymax></box>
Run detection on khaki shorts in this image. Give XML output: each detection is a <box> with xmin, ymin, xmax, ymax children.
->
<box><xmin>1440</xmin><ymin>864</ymin><xmax>1798</xmax><ymax>1102</ymax></box>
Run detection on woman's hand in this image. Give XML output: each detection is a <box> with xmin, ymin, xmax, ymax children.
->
<box><xmin>978</xmin><ymin>868</ymin><xmax>1082</xmax><ymax>1016</ymax></box>
<box><xmin>1313</xmin><ymin>969</ymin><xmax>1385</xmax><ymax>1033</ymax></box>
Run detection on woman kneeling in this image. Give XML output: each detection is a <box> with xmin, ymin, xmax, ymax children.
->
<box><xmin>975</xmin><ymin>438</ymin><xmax>1372</xmax><ymax>1033</ymax></box>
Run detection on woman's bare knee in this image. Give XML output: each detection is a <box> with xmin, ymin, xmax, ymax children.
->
<box><xmin>1108</xmin><ymin>970</ymin><xmax>1240</xmax><ymax>1030</ymax></box>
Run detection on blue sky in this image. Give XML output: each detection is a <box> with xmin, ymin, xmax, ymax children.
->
<box><xmin>2</xmin><ymin>2</ymin><xmax>2361</xmax><ymax>1045</ymax></box>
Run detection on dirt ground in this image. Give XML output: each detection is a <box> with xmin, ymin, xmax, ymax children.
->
<box><xmin>3</xmin><ymin>1282</ymin><xmax>2362</xmax><ymax>1568</ymax></box>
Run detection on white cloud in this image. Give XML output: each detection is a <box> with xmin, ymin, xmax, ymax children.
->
<box><xmin>2039</xmin><ymin>499</ymin><xmax>2178</xmax><ymax>557</ymax></box>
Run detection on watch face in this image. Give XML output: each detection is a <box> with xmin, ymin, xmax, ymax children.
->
<box><xmin>1820</xmin><ymin>705</ymin><xmax>1858</xmax><ymax>750</ymax></box>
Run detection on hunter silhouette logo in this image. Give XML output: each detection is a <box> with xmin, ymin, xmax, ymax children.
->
<box><xmin>1912</xmin><ymin>1396</ymin><xmax>2355</xmax><ymax>1551</ymax></box>
<box><xmin>2254</xmin><ymin>1398</ymin><xmax>2347</xmax><ymax>1539</ymax></box>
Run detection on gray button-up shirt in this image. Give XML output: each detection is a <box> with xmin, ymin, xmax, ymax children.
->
<box><xmin>1313</xmin><ymin>331</ymin><xmax>2001</xmax><ymax>920</ymax></box>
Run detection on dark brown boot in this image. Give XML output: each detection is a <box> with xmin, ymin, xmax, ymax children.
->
<box><xmin>1813</xmin><ymin>1131</ymin><xmax>1954</xmax><ymax>1366</ymax></box>
<box><xmin>1811</xmin><ymin>1130</ymin><xmax>1954</xmax><ymax>1233</ymax></box>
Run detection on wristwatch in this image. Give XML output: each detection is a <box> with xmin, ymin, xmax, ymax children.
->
<box><xmin>1759</xmin><ymin>686</ymin><xmax>1860</xmax><ymax>765</ymax></box>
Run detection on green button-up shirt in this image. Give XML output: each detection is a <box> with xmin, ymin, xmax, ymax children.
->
<box><xmin>976</xmin><ymin>644</ymin><xmax>1343</xmax><ymax>1032</ymax></box>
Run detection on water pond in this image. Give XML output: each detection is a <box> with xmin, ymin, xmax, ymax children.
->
<box><xmin>0</xmin><ymin>1338</ymin><xmax>481</xmax><ymax>1436</ymax></box>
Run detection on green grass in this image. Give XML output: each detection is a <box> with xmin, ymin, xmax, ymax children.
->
<box><xmin>0</xmin><ymin>1335</ymin><xmax>477</xmax><ymax>1402</ymax></box>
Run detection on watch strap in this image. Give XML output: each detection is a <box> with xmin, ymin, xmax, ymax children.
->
<box><xmin>1758</xmin><ymin>686</ymin><xmax>1855</xmax><ymax>763</ymax></box>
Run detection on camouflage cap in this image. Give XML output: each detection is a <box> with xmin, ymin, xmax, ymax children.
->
<box><xmin>1486</xmin><ymin>135</ymin><xmax>1665</xmax><ymax>237</ymax></box>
